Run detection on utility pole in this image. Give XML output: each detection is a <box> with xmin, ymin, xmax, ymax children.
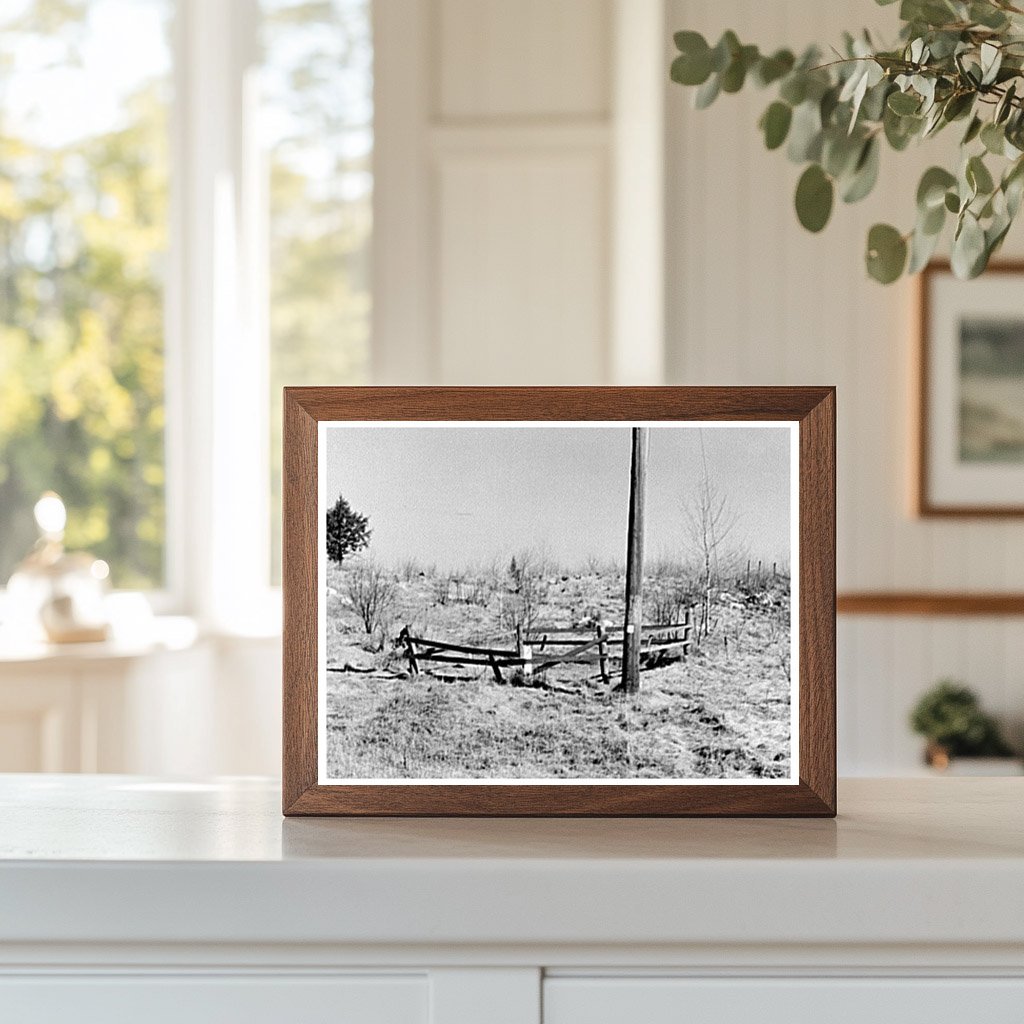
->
<box><xmin>621</xmin><ymin>426</ymin><xmax>649</xmax><ymax>694</ymax></box>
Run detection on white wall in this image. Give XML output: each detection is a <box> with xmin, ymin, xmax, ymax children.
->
<box><xmin>665</xmin><ymin>0</ymin><xmax>1024</xmax><ymax>772</ymax></box>
<box><xmin>373</xmin><ymin>0</ymin><xmax>666</xmax><ymax>387</ymax></box>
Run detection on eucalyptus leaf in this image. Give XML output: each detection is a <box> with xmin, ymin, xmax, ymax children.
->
<box><xmin>787</xmin><ymin>100</ymin><xmax>823</xmax><ymax>162</ymax></box>
<box><xmin>967</xmin><ymin>154</ymin><xmax>995</xmax><ymax>195</ymax></box>
<box><xmin>980</xmin><ymin>42</ymin><xmax>1003</xmax><ymax>86</ymax></box>
<box><xmin>952</xmin><ymin>212</ymin><xmax>987</xmax><ymax>278</ymax></box>
<box><xmin>795</xmin><ymin>164</ymin><xmax>834</xmax><ymax>232</ymax></box>
<box><xmin>962</xmin><ymin>115</ymin><xmax>983</xmax><ymax>145</ymax></box>
<box><xmin>970</xmin><ymin>2</ymin><xmax>1009</xmax><ymax>29</ymax></box>
<box><xmin>981</xmin><ymin>121</ymin><xmax>1006</xmax><ymax>155</ymax></box>
<box><xmin>754</xmin><ymin>49</ymin><xmax>795</xmax><ymax>87</ymax></box>
<box><xmin>908</xmin><ymin>222</ymin><xmax>942</xmax><ymax>273</ymax></box>
<box><xmin>842</xmin><ymin>137</ymin><xmax>881</xmax><ymax>203</ymax></box>
<box><xmin>866</xmin><ymin>223</ymin><xmax>908</xmax><ymax>283</ymax></box>
<box><xmin>888</xmin><ymin>90</ymin><xmax>921</xmax><ymax>115</ymax></box>
<box><xmin>779</xmin><ymin>73</ymin><xmax>808</xmax><ymax>107</ymax></box>
<box><xmin>760</xmin><ymin>101</ymin><xmax>793</xmax><ymax>150</ymax></box>
<box><xmin>917</xmin><ymin>166</ymin><xmax>957</xmax><ymax>210</ymax></box>
<box><xmin>694</xmin><ymin>73</ymin><xmax>721</xmax><ymax>109</ymax></box>
<box><xmin>710</xmin><ymin>31</ymin><xmax>740</xmax><ymax>73</ymax></box>
<box><xmin>996</xmin><ymin>82</ymin><xmax>1017</xmax><ymax>124</ymax></box>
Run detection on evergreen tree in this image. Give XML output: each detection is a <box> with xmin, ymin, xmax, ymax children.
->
<box><xmin>325</xmin><ymin>495</ymin><xmax>370</xmax><ymax>564</ymax></box>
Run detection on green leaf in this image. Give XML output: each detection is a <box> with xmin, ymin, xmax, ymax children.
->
<box><xmin>694</xmin><ymin>74</ymin><xmax>721</xmax><ymax>109</ymax></box>
<box><xmin>951</xmin><ymin>212</ymin><xmax>987</xmax><ymax>278</ymax></box>
<box><xmin>866</xmin><ymin>223</ymin><xmax>908</xmax><ymax>283</ymax></box>
<box><xmin>787</xmin><ymin>101</ymin><xmax>823</xmax><ymax>162</ymax></box>
<box><xmin>671</xmin><ymin>32</ymin><xmax>713</xmax><ymax>86</ymax></box>
<box><xmin>888</xmin><ymin>91</ymin><xmax>921</xmax><ymax>115</ymax></box>
<box><xmin>822</xmin><ymin>129</ymin><xmax>863</xmax><ymax>178</ymax></box>
<box><xmin>760</xmin><ymin>101</ymin><xmax>792</xmax><ymax>150</ymax></box>
<box><xmin>996</xmin><ymin>83</ymin><xmax>1017</xmax><ymax>125</ymax></box>
<box><xmin>981</xmin><ymin>122</ymin><xmax>1005</xmax><ymax>156</ymax></box>
<box><xmin>962</xmin><ymin>115</ymin><xmax>983</xmax><ymax>145</ymax></box>
<box><xmin>795</xmin><ymin>164</ymin><xmax>834</xmax><ymax>232</ymax></box>
<box><xmin>921</xmin><ymin>200</ymin><xmax>946</xmax><ymax>235</ymax></box>
<box><xmin>884</xmin><ymin>106</ymin><xmax>923</xmax><ymax>150</ymax></box>
<box><xmin>967</xmin><ymin>154</ymin><xmax>995</xmax><ymax>196</ymax></box>
<box><xmin>944</xmin><ymin>190</ymin><xmax>961</xmax><ymax>213</ymax></box>
<box><xmin>980</xmin><ymin>41</ymin><xmax>1002</xmax><ymax>86</ymax></box>
<box><xmin>710</xmin><ymin>31</ymin><xmax>740</xmax><ymax>73</ymax></box>
<box><xmin>908</xmin><ymin>221</ymin><xmax>943</xmax><ymax>273</ymax></box>
<box><xmin>721</xmin><ymin>44</ymin><xmax>759</xmax><ymax>93</ymax></box>
<box><xmin>943</xmin><ymin>92</ymin><xmax>974</xmax><ymax>123</ymax></box>
<box><xmin>779</xmin><ymin>74</ymin><xmax>807</xmax><ymax>106</ymax></box>
<box><xmin>969</xmin><ymin>1</ymin><xmax>1009</xmax><ymax>29</ymax></box>
<box><xmin>842</xmin><ymin>137</ymin><xmax>880</xmax><ymax>203</ymax></box>
<box><xmin>917</xmin><ymin>166</ymin><xmax>957</xmax><ymax>210</ymax></box>
<box><xmin>753</xmin><ymin>49</ymin><xmax>795</xmax><ymax>87</ymax></box>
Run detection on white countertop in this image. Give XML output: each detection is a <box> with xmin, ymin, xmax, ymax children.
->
<box><xmin>1</xmin><ymin>775</ymin><xmax>1022</xmax><ymax>951</ymax></box>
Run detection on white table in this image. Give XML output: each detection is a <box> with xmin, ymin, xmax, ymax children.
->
<box><xmin>1</xmin><ymin>776</ymin><xmax>1022</xmax><ymax>1023</ymax></box>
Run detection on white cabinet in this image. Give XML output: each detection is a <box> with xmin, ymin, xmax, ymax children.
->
<box><xmin>544</xmin><ymin>978</ymin><xmax>1024</xmax><ymax>1024</ymax></box>
<box><xmin>2</xmin><ymin>777</ymin><xmax>1023</xmax><ymax>1024</ymax></box>
<box><xmin>0</xmin><ymin>975</ymin><xmax>427</xmax><ymax>1024</ymax></box>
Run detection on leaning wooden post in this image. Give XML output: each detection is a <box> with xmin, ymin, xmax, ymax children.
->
<box><xmin>621</xmin><ymin>426</ymin><xmax>649</xmax><ymax>694</ymax></box>
<box><xmin>399</xmin><ymin>626</ymin><xmax>419</xmax><ymax>676</ymax></box>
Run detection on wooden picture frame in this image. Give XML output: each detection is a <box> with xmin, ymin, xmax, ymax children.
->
<box><xmin>283</xmin><ymin>387</ymin><xmax>836</xmax><ymax>817</ymax></box>
<box><xmin>917</xmin><ymin>260</ymin><xmax>1024</xmax><ymax>517</ymax></box>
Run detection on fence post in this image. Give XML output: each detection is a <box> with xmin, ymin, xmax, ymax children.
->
<box><xmin>399</xmin><ymin>626</ymin><xmax>419</xmax><ymax>675</ymax></box>
<box><xmin>597</xmin><ymin>621</ymin><xmax>610</xmax><ymax>688</ymax></box>
<box><xmin>516</xmin><ymin>625</ymin><xmax>533</xmax><ymax>680</ymax></box>
<box><xmin>683</xmin><ymin>605</ymin><xmax>692</xmax><ymax>659</ymax></box>
<box><xmin>488</xmin><ymin>653</ymin><xmax>504</xmax><ymax>684</ymax></box>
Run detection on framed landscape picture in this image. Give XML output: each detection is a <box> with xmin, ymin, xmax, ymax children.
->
<box><xmin>918</xmin><ymin>262</ymin><xmax>1024</xmax><ymax>516</ymax></box>
<box><xmin>283</xmin><ymin>387</ymin><xmax>836</xmax><ymax>816</ymax></box>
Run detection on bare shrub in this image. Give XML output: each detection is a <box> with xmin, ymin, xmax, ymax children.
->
<box><xmin>499</xmin><ymin>550</ymin><xmax>549</xmax><ymax>634</ymax></box>
<box><xmin>649</xmin><ymin>577</ymin><xmax>696</xmax><ymax>626</ymax></box>
<box><xmin>346</xmin><ymin>562</ymin><xmax>397</xmax><ymax>635</ymax></box>
<box><xmin>432</xmin><ymin>573</ymin><xmax>453</xmax><ymax>606</ymax></box>
<box><xmin>397</xmin><ymin>557</ymin><xmax>422</xmax><ymax>582</ymax></box>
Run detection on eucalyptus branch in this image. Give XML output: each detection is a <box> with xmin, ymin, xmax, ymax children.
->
<box><xmin>670</xmin><ymin>0</ymin><xmax>1024</xmax><ymax>283</ymax></box>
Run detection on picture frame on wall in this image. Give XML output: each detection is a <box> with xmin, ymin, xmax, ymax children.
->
<box><xmin>282</xmin><ymin>387</ymin><xmax>836</xmax><ymax>817</ymax></box>
<box><xmin>918</xmin><ymin>261</ymin><xmax>1024</xmax><ymax>517</ymax></box>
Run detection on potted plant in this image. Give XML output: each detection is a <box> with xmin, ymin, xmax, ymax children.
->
<box><xmin>909</xmin><ymin>680</ymin><xmax>1019</xmax><ymax>772</ymax></box>
<box><xmin>670</xmin><ymin>0</ymin><xmax>1024</xmax><ymax>283</ymax></box>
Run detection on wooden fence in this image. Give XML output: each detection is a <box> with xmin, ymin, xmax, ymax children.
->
<box><xmin>397</xmin><ymin>608</ymin><xmax>692</xmax><ymax>689</ymax></box>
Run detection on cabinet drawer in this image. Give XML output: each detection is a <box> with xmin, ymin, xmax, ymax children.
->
<box><xmin>0</xmin><ymin>974</ymin><xmax>427</xmax><ymax>1024</ymax></box>
<box><xmin>544</xmin><ymin>977</ymin><xmax>1024</xmax><ymax>1024</ymax></box>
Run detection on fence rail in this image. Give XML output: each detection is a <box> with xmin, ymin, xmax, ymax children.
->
<box><xmin>397</xmin><ymin>607</ymin><xmax>693</xmax><ymax>688</ymax></box>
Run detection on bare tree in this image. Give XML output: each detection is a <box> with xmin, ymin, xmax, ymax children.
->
<box><xmin>685</xmin><ymin>432</ymin><xmax>739</xmax><ymax>640</ymax></box>
<box><xmin>499</xmin><ymin>550</ymin><xmax>548</xmax><ymax>634</ymax></box>
<box><xmin>346</xmin><ymin>561</ymin><xmax>396</xmax><ymax>636</ymax></box>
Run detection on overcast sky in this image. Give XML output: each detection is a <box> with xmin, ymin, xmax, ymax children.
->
<box><xmin>323</xmin><ymin>425</ymin><xmax>792</xmax><ymax>571</ymax></box>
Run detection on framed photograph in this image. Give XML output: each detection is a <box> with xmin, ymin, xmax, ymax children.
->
<box><xmin>918</xmin><ymin>261</ymin><xmax>1024</xmax><ymax>516</ymax></box>
<box><xmin>283</xmin><ymin>387</ymin><xmax>835</xmax><ymax>816</ymax></box>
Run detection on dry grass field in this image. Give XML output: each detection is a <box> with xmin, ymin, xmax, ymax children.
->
<box><xmin>323</xmin><ymin>559</ymin><xmax>792</xmax><ymax>781</ymax></box>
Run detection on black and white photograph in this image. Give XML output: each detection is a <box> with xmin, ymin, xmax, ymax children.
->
<box><xmin>317</xmin><ymin>422</ymin><xmax>798</xmax><ymax>785</ymax></box>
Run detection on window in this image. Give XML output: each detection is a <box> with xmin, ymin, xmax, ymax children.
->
<box><xmin>262</xmin><ymin>0</ymin><xmax>373</xmax><ymax>581</ymax></box>
<box><xmin>0</xmin><ymin>0</ymin><xmax>172</xmax><ymax>589</ymax></box>
<box><xmin>0</xmin><ymin>0</ymin><xmax>373</xmax><ymax>615</ymax></box>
